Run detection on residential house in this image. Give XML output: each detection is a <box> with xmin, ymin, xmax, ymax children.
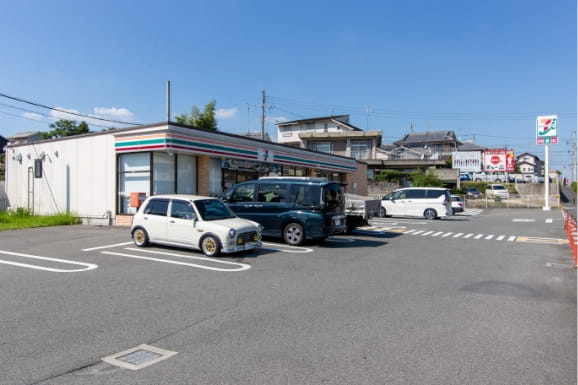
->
<box><xmin>516</xmin><ymin>152</ymin><xmax>543</xmax><ymax>177</ymax></box>
<box><xmin>7</xmin><ymin>131</ymin><xmax>44</xmax><ymax>145</ymax></box>
<box><xmin>276</xmin><ymin>115</ymin><xmax>382</xmax><ymax>161</ymax></box>
<box><xmin>392</xmin><ymin>130</ymin><xmax>460</xmax><ymax>160</ymax></box>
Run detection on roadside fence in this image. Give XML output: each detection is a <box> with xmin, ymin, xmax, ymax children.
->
<box><xmin>563</xmin><ymin>209</ymin><xmax>578</xmax><ymax>267</ymax></box>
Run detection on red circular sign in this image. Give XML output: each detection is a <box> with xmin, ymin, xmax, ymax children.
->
<box><xmin>491</xmin><ymin>155</ymin><xmax>500</xmax><ymax>164</ymax></box>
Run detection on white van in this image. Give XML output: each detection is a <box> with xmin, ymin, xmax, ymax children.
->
<box><xmin>379</xmin><ymin>187</ymin><xmax>452</xmax><ymax>219</ymax></box>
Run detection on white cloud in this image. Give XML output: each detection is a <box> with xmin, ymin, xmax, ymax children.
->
<box><xmin>215</xmin><ymin>107</ymin><xmax>237</xmax><ymax>119</ymax></box>
<box><xmin>23</xmin><ymin>112</ymin><xmax>42</xmax><ymax>120</ymax></box>
<box><xmin>93</xmin><ymin>107</ymin><xmax>134</xmax><ymax>120</ymax></box>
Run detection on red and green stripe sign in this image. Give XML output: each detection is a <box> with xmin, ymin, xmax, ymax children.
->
<box><xmin>115</xmin><ymin>132</ymin><xmax>356</xmax><ymax>172</ymax></box>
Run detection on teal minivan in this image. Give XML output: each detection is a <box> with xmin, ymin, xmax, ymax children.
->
<box><xmin>221</xmin><ymin>177</ymin><xmax>346</xmax><ymax>245</ymax></box>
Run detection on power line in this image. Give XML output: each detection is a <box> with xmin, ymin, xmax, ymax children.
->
<box><xmin>0</xmin><ymin>103</ymin><xmax>117</xmax><ymax>129</ymax></box>
<box><xmin>0</xmin><ymin>92</ymin><xmax>143</xmax><ymax>126</ymax></box>
<box><xmin>267</xmin><ymin>95</ymin><xmax>577</xmax><ymax>122</ymax></box>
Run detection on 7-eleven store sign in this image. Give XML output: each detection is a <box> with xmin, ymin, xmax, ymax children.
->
<box><xmin>536</xmin><ymin>115</ymin><xmax>558</xmax><ymax>144</ymax></box>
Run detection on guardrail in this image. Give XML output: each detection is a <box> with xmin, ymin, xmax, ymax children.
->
<box><xmin>563</xmin><ymin>209</ymin><xmax>578</xmax><ymax>267</ymax></box>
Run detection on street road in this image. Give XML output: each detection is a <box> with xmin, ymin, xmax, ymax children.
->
<box><xmin>0</xmin><ymin>208</ymin><xmax>575</xmax><ymax>385</ymax></box>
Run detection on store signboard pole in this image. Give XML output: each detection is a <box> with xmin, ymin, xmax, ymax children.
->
<box><xmin>536</xmin><ymin>115</ymin><xmax>558</xmax><ymax>211</ymax></box>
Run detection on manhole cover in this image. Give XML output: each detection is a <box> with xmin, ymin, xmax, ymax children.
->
<box><xmin>102</xmin><ymin>344</ymin><xmax>177</xmax><ymax>370</ymax></box>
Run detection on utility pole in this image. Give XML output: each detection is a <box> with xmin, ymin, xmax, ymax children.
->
<box><xmin>166</xmin><ymin>80</ymin><xmax>171</xmax><ymax>122</ymax></box>
<box><xmin>261</xmin><ymin>90</ymin><xmax>265</xmax><ymax>140</ymax></box>
<box><xmin>571</xmin><ymin>132</ymin><xmax>578</xmax><ymax>182</ymax></box>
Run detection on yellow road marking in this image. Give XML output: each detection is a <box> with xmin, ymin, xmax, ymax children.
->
<box><xmin>516</xmin><ymin>236</ymin><xmax>569</xmax><ymax>245</ymax></box>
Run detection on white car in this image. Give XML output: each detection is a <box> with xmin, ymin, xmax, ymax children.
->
<box><xmin>380</xmin><ymin>187</ymin><xmax>453</xmax><ymax>220</ymax></box>
<box><xmin>451</xmin><ymin>195</ymin><xmax>465</xmax><ymax>213</ymax></box>
<box><xmin>485</xmin><ymin>184</ymin><xmax>510</xmax><ymax>199</ymax></box>
<box><xmin>130</xmin><ymin>195</ymin><xmax>262</xmax><ymax>257</ymax></box>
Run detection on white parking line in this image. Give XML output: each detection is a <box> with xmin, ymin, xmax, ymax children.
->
<box><xmin>453</xmin><ymin>233</ymin><xmax>464</xmax><ymax>238</ymax></box>
<box><xmin>485</xmin><ymin>234</ymin><xmax>494</xmax><ymax>240</ymax></box>
<box><xmin>463</xmin><ymin>233</ymin><xmax>474</xmax><ymax>239</ymax></box>
<box><xmin>421</xmin><ymin>231</ymin><xmax>434</xmax><ymax>236</ymax></box>
<box><xmin>260</xmin><ymin>242</ymin><xmax>314</xmax><ymax>253</ymax></box>
<box><xmin>0</xmin><ymin>250</ymin><xmax>98</xmax><ymax>273</ymax></box>
<box><xmin>441</xmin><ymin>232</ymin><xmax>453</xmax><ymax>237</ymax></box>
<box><xmin>103</xmin><ymin>249</ymin><xmax>251</xmax><ymax>272</ymax></box>
<box><xmin>431</xmin><ymin>231</ymin><xmax>444</xmax><ymax>237</ymax></box>
<box><xmin>83</xmin><ymin>242</ymin><xmax>133</xmax><ymax>251</ymax></box>
<box><xmin>508</xmin><ymin>236</ymin><xmax>517</xmax><ymax>242</ymax></box>
<box><xmin>497</xmin><ymin>235</ymin><xmax>505</xmax><ymax>241</ymax></box>
<box><xmin>474</xmin><ymin>234</ymin><xmax>484</xmax><ymax>239</ymax></box>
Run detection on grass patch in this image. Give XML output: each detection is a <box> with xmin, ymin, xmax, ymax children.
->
<box><xmin>0</xmin><ymin>209</ymin><xmax>81</xmax><ymax>231</ymax></box>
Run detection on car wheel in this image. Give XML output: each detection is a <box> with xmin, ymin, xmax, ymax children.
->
<box><xmin>495</xmin><ymin>179</ymin><xmax>502</xmax><ymax>182</ymax></box>
<box><xmin>378</xmin><ymin>207</ymin><xmax>386</xmax><ymax>218</ymax></box>
<box><xmin>132</xmin><ymin>228</ymin><xmax>149</xmax><ymax>247</ymax></box>
<box><xmin>283</xmin><ymin>222</ymin><xmax>305</xmax><ymax>246</ymax></box>
<box><xmin>424</xmin><ymin>208</ymin><xmax>437</xmax><ymax>220</ymax></box>
<box><xmin>201</xmin><ymin>235</ymin><xmax>221</xmax><ymax>257</ymax></box>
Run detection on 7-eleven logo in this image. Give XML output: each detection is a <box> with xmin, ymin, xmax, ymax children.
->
<box><xmin>536</xmin><ymin>115</ymin><xmax>558</xmax><ymax>144</ymax></box>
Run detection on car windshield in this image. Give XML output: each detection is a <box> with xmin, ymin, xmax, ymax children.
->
<box><xmin>493</xmin><ymin>185</ymin><xmax>506</xmax><ymax>190</ymax></box>
<box><xmin>194</xmin><ymin>199</ymin><xmax>236</xmax><ymax>221</ymax></box>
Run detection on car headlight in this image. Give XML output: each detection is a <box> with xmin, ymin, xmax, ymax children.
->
<box><xmin>258</xmin><ymin>224</ymin><xmax>264</xmax><ymax>233</ymax></box>
<box><xmin>228</xmin><ymin>229</ymin><xmax>236</xmax><ymax>238</ymax></box>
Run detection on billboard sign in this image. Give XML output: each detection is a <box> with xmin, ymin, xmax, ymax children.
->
<box><xmin>483</xmin><ymin>150</ymin><xmax>515</xmax><ymax>172</ymax></box>
<box><xmin>452</xmin><ymin>151</ymin><xmax>482</xmax><ymax>172</ymax></box>
<box><xmin>536</xmin><ymin>115</ymin><xmax>558</xmax><ymax>144</ymax></box>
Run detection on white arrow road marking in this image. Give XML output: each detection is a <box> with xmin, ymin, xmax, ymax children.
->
<box><xmin>0</xmin><ymin>250</ymin><xmax>98</xmax><ymax>272</ymax></box>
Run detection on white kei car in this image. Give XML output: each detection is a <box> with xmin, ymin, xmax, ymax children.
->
<box><xmin>130</xmin><ymin>194</ymin><xmax>262</xmax><ymax>257</ymax></box>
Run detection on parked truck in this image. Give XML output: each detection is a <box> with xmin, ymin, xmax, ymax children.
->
<box><xmin>344</xmin><ymin>193</ymin><xmax>382</xmax><ymax>233</ymax></box>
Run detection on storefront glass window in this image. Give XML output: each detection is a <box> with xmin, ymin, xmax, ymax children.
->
<box><xmin>177</xmin><ymin>154</ymin><xmax>197</xmax><ymax>194</ymax></box>
<box><xmin>153</xmin><ymin>152</ymin><xmax>176</xmax><ymax>194</ymax></box>
<box><xmin>209</xmin><ymin>158</ymin><xmax>222</xmax><ymax>196</ymax></box>
<box><xmin>118</xmin><ymin>153</ymin><xmax>150</xmax><ymax>214</ymax></box>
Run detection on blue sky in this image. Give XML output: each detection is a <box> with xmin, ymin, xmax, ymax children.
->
<box><xmin>1</xmin><ymin>0</ymin><xmax>576</xmax><ymax>173</ymax></box>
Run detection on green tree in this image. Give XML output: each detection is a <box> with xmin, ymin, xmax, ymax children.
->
<box><xmin>43</xmin><ymin>119</ymin><xmax>90</xmax><ymax>139</ymax></box>
<box><xmin>410</xmin><ymin>169</ymin><xmax>445</xmax><ymax>187</ymax></box>
<box><xmin>175</xmin><ymin>100</ymin><xmax>218</xmax><ymax>130</ymax></box>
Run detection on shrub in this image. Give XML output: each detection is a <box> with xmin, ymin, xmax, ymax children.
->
<box><xmin>410</xmin><ymin>169</ymin><xmax>445</xmax><ymax>187</ymax></box>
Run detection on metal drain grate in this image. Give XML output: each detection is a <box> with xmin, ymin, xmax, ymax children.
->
<box><xmin>102</xmin><ymin>344</ymin><xmax>177</xmax><ymax>370</ymax></box>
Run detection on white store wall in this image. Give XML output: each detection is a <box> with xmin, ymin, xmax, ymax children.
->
<box><xmin>5</xmin><ymin>133</ymin><xmax>116</xmax><ymax>223</ymax></box>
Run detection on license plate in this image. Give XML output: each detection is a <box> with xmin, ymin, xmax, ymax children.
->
<box><xmin>334</xmin><ymin>218</ymin><xmax>342</xmax><ymax>226</ymax></box>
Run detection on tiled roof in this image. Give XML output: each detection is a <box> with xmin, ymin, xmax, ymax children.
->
<box><xmin>276</xmin><ymin>115</ymin><xmax>350</xmax><ymax>126</ymax></box>
<box><xmin>394</xmin><ymin>130</ymin><xmax>457</xmax><ymax>145</ymax></box>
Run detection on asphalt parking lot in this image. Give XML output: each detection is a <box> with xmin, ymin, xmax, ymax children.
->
<box><xmin>0</xmin><ymin>208</ymin><xmax>575</xmax><ymax>385</ymax></box>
